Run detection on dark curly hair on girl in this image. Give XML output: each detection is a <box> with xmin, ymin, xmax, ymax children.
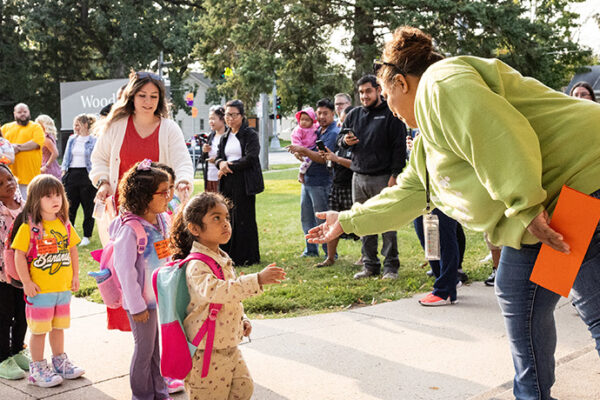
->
<box><xmin>169</xmin><ymin>192</ymin><xmax>231</xmax><ymax>260</ymax></box>
<box><xmin>118</xmin><ymin>161</ymin><xmax>169</xmax><ymax>216</ymax></box>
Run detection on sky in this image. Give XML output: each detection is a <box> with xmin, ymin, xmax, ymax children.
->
<box><xmin>571</xmin><ymin>0</ymin><xmax>600</xmax><ymax>56</ymax></box>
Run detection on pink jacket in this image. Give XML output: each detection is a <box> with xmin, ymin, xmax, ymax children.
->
<box><xmin>291</xmin><ymin>107</ymin><xmax>318</xmax><ymax>148</ymax></box>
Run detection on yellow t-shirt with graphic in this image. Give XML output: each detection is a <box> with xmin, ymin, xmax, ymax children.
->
<box><xmin>12</xmin><ymin>219</ymin><xmax>81</xmax><ymax>293</ymax></box>
<box><xmin>1</xmin><ymin>121</ymin><xmax>45</xmax><ymax>185</ymax></box>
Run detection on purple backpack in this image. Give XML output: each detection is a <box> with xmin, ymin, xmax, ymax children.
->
<box><xmin>89</xmin><ymin>213</ymin><xmax>147</xmax><ymax>308</ymax></box>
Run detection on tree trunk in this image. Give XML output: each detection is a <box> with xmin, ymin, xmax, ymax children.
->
<box><xmin>350</xmin><ymin>3</ymin><xmax>378</xmax><ymax>90</ymax></box>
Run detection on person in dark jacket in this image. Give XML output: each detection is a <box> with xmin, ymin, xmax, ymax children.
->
<box><xmin>215</xmin><ymin>100</ymin><xmax>264</xmax><ymax>266</ymax></box>
<box><xmin>341</xmin><ymin>74</ymin><xmax>408</xmax><ymax>279</ymax></box>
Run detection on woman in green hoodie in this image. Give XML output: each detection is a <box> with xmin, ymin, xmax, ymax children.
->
<box><xmin>307</xmin><ymin>26</ymin><xmax>600</xmax><ymax>400</ymax></box>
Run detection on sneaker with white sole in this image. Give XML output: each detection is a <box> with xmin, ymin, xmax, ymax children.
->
<box><xmin>79</xmin><ymin>237</ymin><xmax>91</xmax><ymax>247</ymax></box>
<box><xmin>418</xmin><ymin>292</ymin><xmax>457</xmax><ymax>306</ymax></box>
<box><xmin>52</xmin><ymin>353</ymin><xmax>85</xmax><ymax>379</ymax></box>
<box><xmin>382</xmin><ymin>272</ymin><xmax>398</xmax><ymax>280</ymax></box>
<box><xmin>353</xmin><ymin>269</ymin><xmax>378</xmax><ymax>279</ymax></box>
<box><xmin>164</xmin><ymin>376</ymin><xmax>185</xmax><ymax>393</ymax></box>
<box><xmin>12</xmin><ymin>349</ymin><xmax>31</xmax><ymax>371</ymax></box>
<box><xmin>28</xmin><ymin>360</ymin><xmax>63</xmax><ymax>387</ymax></box>
<box><xmin>0</xmin><ymin>357</ymin><xmax>25</xmax><ymax>380</ymax></box>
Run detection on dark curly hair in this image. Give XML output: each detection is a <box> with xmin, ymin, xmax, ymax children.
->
<box><xmin>169</xmin><ymin>192</ymin><xmax>231</xmax><ymax>260</ymax></box>
<box><xmin>152</xmin><ymin>162</ymin><xmax>176</xmax><ymax>183</ymax></box>
<box><xmin>118</xmin><ymin>161</ymin><xmax>169</xmax><ymax>215</ymax></box>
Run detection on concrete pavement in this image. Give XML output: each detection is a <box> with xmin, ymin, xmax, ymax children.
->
<box><xmin>1</xmin><ymin>282</ymin><xmax>598</xmax><ymax>399</ymax></box>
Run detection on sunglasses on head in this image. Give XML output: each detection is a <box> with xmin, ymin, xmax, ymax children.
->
<box><xmin>136</xmin><ymin>71</ymin><xmax>161</xmax><ymax>81</ymax></box>
<box><xmin>373</xmin><ymin>60</ymin><xmax>406</xmax><ymax>77</ymax></box>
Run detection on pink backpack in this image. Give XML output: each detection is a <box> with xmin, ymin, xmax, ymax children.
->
<box><xmin>152</xmin><ymin>252</ymin><xmax>223</xmax><ymax>380</ymax></box>
<box><xmin>89</xmin><ymin>213</ymin><xmax>147</xmax><ymax>309</ymax></box>
<box><xmin>3</xmin><ymin>216</ymin><xmax>71</xmax><ymax>288</ymax></box>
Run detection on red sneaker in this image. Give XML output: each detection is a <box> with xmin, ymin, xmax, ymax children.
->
<box><xmin>418</xmin><ymin>292</ymin><xmax>457</xmax><ymax>306</ymax></box>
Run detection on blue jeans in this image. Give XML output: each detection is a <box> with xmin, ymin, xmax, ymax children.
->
<box><xmin>496</xmin><ymin>224</ymin><xmax>600</xmax><ymax>399</ymax></box>
<box><xmin>300</xmin><ymin>184</ymin><xmax>330</xmax><ymax>256</ymax></box>
<box><xmin>413</xmin><ymin>209</ymin><xmax>461</xmax><ymax>301</ymax></box>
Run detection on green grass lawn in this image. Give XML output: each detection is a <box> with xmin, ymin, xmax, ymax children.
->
<box><xmin>74</xmin><ymin>168</ymin><xmax>495</xmax><ymax>318</ymax></box>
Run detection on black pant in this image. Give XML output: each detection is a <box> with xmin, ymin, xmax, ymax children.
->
<box><xmin>0</xmin><ymin>282</ymin><xmax>27</xmax><ymax>362</ymax></box>
<box><xmin>63</xmin><ymin>168</ymin><xmax>97</xmax><ymax>238</ymax></box>
<box><xmin>219</xmin><ymin>171</ymin><xmax>260</xmax><ymax>266</ymax></box>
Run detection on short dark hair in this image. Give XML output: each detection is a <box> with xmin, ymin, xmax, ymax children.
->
<box><xmin>357</xmin><ymin>74</ymin><xmax>379</xmax><ymax>89</ymax></box>
<box><xmin>225</xmin><ymin>99</ymin><xmax>245</xmax><ymax>116</ymax></box>
<box><xmin>316</xmin><ymin>98</ymin><xmax>334</xmax><ymax>111</ymax></box>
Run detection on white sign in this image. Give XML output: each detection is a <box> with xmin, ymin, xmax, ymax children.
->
<box><xmin>59</xmin><ymin>79</ymin><xmax>128</xmax><ymax>130</ymax></box>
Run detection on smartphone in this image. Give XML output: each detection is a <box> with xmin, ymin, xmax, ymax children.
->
<box><xmin>340</xmin><ymin>128</ymin><xmax>355</xmax><ymax>137</ymax></box>
<box><xmin>315</xmin><ymin>140</ymin><xmax>326</xmax><ymax>151</ymax></box>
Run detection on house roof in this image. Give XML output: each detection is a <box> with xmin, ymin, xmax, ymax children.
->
<box><xmin>565</xmin><ymin>65</ymin><xmax>600</xmax><ymax>95</ymax></box>
<box><xmin>188</xmin><ymin>72</ymin><xmax>213</xmax><ymax>88</ymax></box>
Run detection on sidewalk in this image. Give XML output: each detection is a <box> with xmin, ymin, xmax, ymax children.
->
<box><xmin>1</xmin><ymin>283</ymin><xmax>598</xmax><ymax>399</ymax></box>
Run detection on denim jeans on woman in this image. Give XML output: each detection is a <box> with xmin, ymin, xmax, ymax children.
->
<box><xmin>495</xmin><ymin>189</ymin><xmax>600</xmax><ymax>400</ymax></box>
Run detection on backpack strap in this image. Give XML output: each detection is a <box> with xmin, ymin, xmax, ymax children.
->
<box><xmin>121</xmin><ymin>214</ymin><xmax>148</xmax><ymax>254</ymax></box>
<box><xmin>26</xmin><ymin>217</ymin><xmax>43</xmax><ymax>263</ymax></box>
<box><xmin>177</xmin><ymin>252</ymin><xmax>224</xmax><ymax>378</ymax></box>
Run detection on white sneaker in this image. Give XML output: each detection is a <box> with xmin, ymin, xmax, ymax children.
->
<box><xmin>52</xmin><ymin>353</ymin><xmax>85</xmax><ymax>379</ymax></box>
<box><xmin>28</xmin><ymin>360</ymin><xmax>63</xmax><ymax>387</ymax></box>
<box><xmin>79</xmin><ymin>237</ymin><xmax>91</xmax><ymax>247</ymax></box>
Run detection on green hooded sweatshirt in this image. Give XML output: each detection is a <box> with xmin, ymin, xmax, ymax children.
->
<box><xmin>339</xmin><ymin>56</ymin><xmax>600</xmax><ymax>248</ymax></box>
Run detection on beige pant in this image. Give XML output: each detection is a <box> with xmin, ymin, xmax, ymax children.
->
<box><xmin>185</xmin><ymin>346</ymin><xmax>253</xmax><ymax>400</ymax></box>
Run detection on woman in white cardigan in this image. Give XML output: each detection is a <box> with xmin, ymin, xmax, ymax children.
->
<box><xmin>89</xmin><ymin>72</ymin><xmax>194</xmax><ymax>364</ymax></box>
<box><xmin>91</xmin><ymin>71</ymin><xmax>193</xmax><ymax>204</ymax></box>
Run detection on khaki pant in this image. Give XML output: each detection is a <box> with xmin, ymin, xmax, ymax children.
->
<box><xmin>185</xmin><ymin>346</ymin><xmax>253</xmax><ymax>400</ymax></box>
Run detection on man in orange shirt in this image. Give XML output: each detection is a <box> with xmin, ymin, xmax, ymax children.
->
<box><xmin>1</xmin><ymin>103</ymin><xmax>45</xmax><ymax>199</ymax></box>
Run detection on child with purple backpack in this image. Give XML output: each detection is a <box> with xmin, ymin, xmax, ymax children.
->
<box><xmin>110</xmin><ymin>159</ymin><xmax>183</xmax><ymax>399</ymax></box>
<box><xmin>168</xmin><ymin>192</ymin><xmax>285</xmax><ymax>399</ymax></box>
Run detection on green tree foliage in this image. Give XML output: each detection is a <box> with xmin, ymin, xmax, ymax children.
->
<box><xmin>191</xmin><ymin>0</ymin><xmax>591</xmax><ymax>115</ymax></box>
<box><xmin>1</xmin><ymin>0</ymin><xmax>195</xmax><ymax>125</ymax></box>
<box><xmin>0</xmin><ymin>0</ymin><xmax>35</xmax><ymax>122</ymax></box>
<box><xmin>377</xmin><ymin>0</ymin><xmax>592</xmax><ymax>89</ymax></box>
<box><xmin>190</xmin><ymin>0</ymin><xmax>353</xmax><ymax>114</ymax></box>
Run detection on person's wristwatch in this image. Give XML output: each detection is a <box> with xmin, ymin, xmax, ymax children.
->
<box><xmin>96</xmin><ymin>178</ymin><xmax>109</xmax><ymax>189</ymax></box>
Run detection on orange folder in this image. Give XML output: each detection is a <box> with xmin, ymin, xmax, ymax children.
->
<box><xmin>530</xmin><ymin>186</ymin><xmax>600</xmax><ymax>297</ymax></box>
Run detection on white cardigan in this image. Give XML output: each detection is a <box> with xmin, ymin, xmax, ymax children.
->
<box><xmin>90</xmin><ymin>117</ymin><xmax>194</xmax><ymax>190</ymax></box>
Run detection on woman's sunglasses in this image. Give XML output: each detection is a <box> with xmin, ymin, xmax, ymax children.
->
<box><xmin>373</xmin><ymin>60</ymin><xmax>405</xmax><ymax>77</ymax></box>
<box><xmin>136</xmin><ymin>71</ymin><xmax>161</xmax><ymax>81</ymax></box>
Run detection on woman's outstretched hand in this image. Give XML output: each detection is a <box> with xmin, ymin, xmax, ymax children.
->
<box><xmin>527</xmin><ymin>210</ymin><xmax>570</xmax><ymax>254</ymax></box>
<box><xmin>306</xmin><ymin>211</ymin><xmax>344</xmax><ymax>244</ymax></box>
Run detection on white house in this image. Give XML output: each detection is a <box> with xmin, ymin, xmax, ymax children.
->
<box><xmin>173</xmin><ymin>72</ymin><xmax>222</xmax><ymax>140</ymax></box>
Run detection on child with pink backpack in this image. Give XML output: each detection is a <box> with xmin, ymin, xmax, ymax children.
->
<box><xmin>167</xmin><ymin>192</ymin><xmax>285</xmax><ymax>399</ymax></box>
<box><xmin>11</xmin><ymin>175</ymin><xmax>84</xmax><ymax>387</ymax></box>
<box><xmin>110</xmin><ymin>160</ymin><xmax>182</xmax><ymax>400</ymax></box>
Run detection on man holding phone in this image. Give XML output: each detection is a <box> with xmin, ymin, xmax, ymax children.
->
<box><xmin>287</xmin><ymin>98</ymin><xmax>339</xmax><ymax>258</ymax></box>
<box><xmin>340</xmin><ymin>75</ymin><xmax>408</xmax><ymax>279</ymax></box>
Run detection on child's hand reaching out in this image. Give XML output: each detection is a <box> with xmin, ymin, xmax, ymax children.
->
<box><xmin>257</xmin><ymin>263</ymin><xmax>286</xmax><ymax>285</ymax></box>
